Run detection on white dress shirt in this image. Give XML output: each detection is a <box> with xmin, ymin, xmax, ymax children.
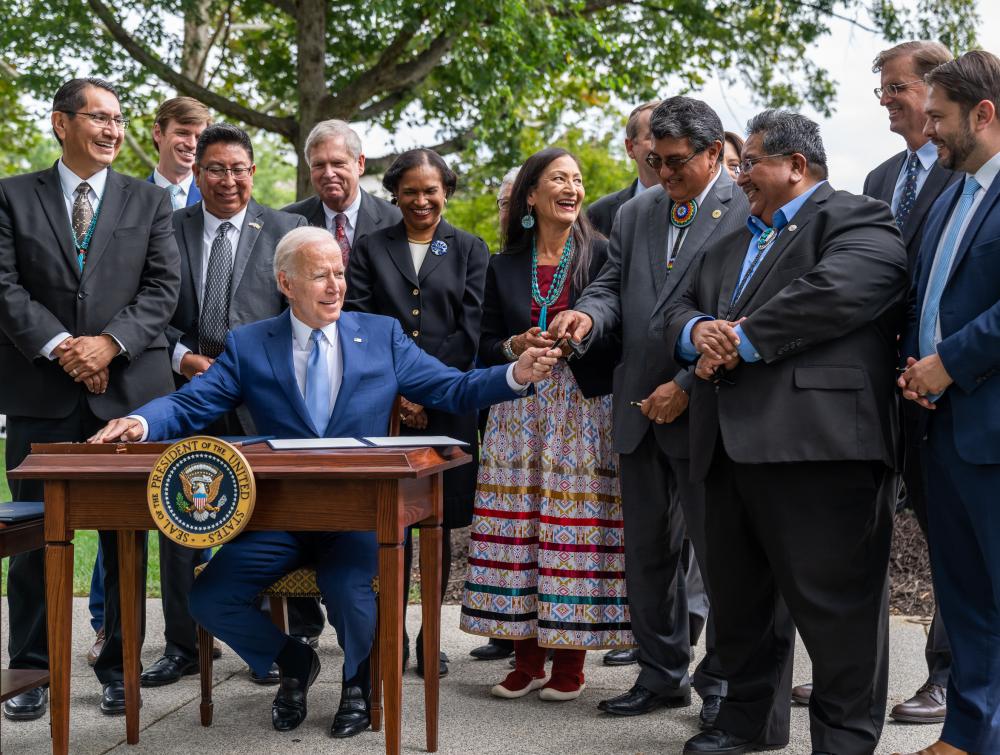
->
<box><xmin>41</xmin><ymin>162</ymin><xmax>115</xmax><ymax>360</ymax></box>
<box><xmin>322</xmin><ymin>190</ymin><xmax>362</xmax><ymax>246</ymax></box>
<box><xmin>152</xmin><ymin>168</ymin><xmax>195</xmax><ymax>206</ymax></box>
<box><xmin>289</xmin><ymin>310</ymin><xmax>344</xmax><ymax>415</ymax></box>
<box><xmin>171</xmin><ymin>206</ymin><xmax>248</xmax><ymax>373</ymax></box>
<box><xmin>890</xmin><ymin>140</ymin><xmax>939</xmax><ymax>215</ymax></box>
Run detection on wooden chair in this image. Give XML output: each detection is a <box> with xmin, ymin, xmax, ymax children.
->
<box><xmin>195</xmin><ymin>400</ymin><xmax>402</xmax><ymax>728</ymax></box>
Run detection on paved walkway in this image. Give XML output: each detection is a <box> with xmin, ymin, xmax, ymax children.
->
<box><xmin>1</xmin><ymin>600</ymin><xmax>939</xmax><ymax>754</ymax></box>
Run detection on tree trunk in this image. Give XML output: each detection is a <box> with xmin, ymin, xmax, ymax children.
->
<box><xmin>294</xmin><ymin>0</ymin><xmax>327</xmax><ymax>199</ymax></box>
<box><xmin>182</xmin><ymin>0</ymin><xmax>216</xmax><ymax>86</ymax></box>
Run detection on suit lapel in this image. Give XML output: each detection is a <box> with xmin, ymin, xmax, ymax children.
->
<box><xmin>80</xmin><ymin>169</ymin><xmax>127</xmax><ymax>283</ymax></box>
<box><xmin>264</xmin><ymin>311</ymin><xmax>316</xmax><ymax>434</ymax></box>
<box><xmin>385</xmin><ymin>221</ymin><xmax>419</xmax><ymax>286</ymax></box>
<box><xmin>355</xmin><ymin>190</ymin><xmax>384</xmax><ymax>240</ymax></box>
<box><xmin>307</xmin><ymin>196</ymin><xmax>327</xmax><ymax>229</ymax></box>
<box><xmin>181</xmin><ymin>205</ymin><xmax>206</xmax><ymax>310</ymax></box>
<box><xmin>231</xmin><ymin>199</ymin><xmax>263</xmax><ymax>297</ymax></box>
<box><xmin>188</xmin><ymin>181</ymin><xmax>202</xmax><ymax>207</ymax></box>
<box><xmin>915</xmin><ymin>182</ymin><xmax>959</xmax><ymax>303</ymax></box>
<box><xmin>646</xmin><ymin>192</ymin><xmax>670</xmax><ymax>294</ymax></box>
<box><xmin>417</xmin><ymin>219</ymin><xmax>453</xmax><ymax>283</ymax></box>
<box><xmin>876</xmin><ymin>153</ymin><xmax>906</xmax><ymax>204</ymax></box>
<box><xmin>948</xmin><ymin>176</ymin><xmax>1000</xmax><ymax>283</ymax></box>
<box><xmin>902</xmin><ymin>163</ymin><xmax>952</xmax><ymax>248</ymax></box>
<box><xmin>328</xmin><ymin>312</ymin><xmax>366</xmax><ymax>433</ymax></box>
<box><xmin>35</xmin><ymin>164</ymin><xmax>79</xmax><ymax>279</ymax></box>
<box><xmin>729</xmin><ymin>183</ymin><xmax>833</xmax><ymax>319</ymax></box>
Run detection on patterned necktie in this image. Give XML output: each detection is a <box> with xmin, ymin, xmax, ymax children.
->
<box><xmin>199</xmin><ymin>221</ymin><xmax>234</xmax><ymax>358</ymax></box>
<box><xmin>334</xmin><ymin>213</ymin><xmax>351</xmax><ymax>268</ymax></box>
<box><xmin>894</xmin><ymin>152</ymin><xmax>921</xmax><ymax>229</ymax></box>
<box><xmin>919</xmin><ymin>175</ymin><xmax>981</xmax><ymax>362</ymax></box>
<box><xmin>72</xmin><ymin>182</ymin><xmax>94</xmax><ymax>247</ymax></box>
<box><xmin>305</xmin><ymin>329</ymin><xmax>332</xmax><ymax>435</ymax></box>
<box><xmin>168</xmin><ymin>183</ymin><xmax>184</xmax><ymax>211</ymax></box>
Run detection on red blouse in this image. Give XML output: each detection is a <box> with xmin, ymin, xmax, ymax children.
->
<box><xmin>530</xmin><ymin>264</ymin><xmax>572</xmax><ymax>328</ymax></box>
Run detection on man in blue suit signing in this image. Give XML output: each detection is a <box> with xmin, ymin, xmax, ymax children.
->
<box><xmin>89</xmin><ymin>225</ymin><xmax>559</xmax><ymax>739</ymax></box>
<box><xmin>897</xmin><ymin>50</ymin><xmax>1000</xmax><ymax>755</ymax></box>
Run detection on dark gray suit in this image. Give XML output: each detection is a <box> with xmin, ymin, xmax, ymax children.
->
<box><xmin>573</xmin><ymin>169</ymin><xmax>742</xmax><ymax>704</ymax></box>
<box><xmin>158</xmin><ymin>198</ymin><xmax>306</xmax><ymax>661</ymax></box>
<box><xmin>282</xmin><ymin>189</ymin><xmax>401</xmax><ymax>247</ymax></box>
<box><xmin>661</xmin><ymin>183</ymin><xmax>908</xmax><ymax>753</ymax></box>
<box><xmin>864</xmin><ymin>150</ymin><xmax>958</xmax><ymax>691</ymax></box>
<box><xmin>0</xmin><ymin>162</ymin><xmax>180</xmax><ymax>684</ymax></box>
<box><xmin>586</xmin><ymin>180</ymin><xmax>638</xmax><ymax>237</ymax></box>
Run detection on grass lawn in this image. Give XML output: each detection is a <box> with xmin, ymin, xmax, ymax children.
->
<box><xmin>1</xmin><ymin>438</ymin><xmax>162</xmax><ymax>597</ymax></box>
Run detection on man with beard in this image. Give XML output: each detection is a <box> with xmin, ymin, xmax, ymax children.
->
<box><xmin>897</xmin><ymin>50</ymin><xmax>1000</xmax><ymax>755</ymax></box>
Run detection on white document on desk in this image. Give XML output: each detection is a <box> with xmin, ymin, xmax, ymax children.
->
<box><xmin>362</xmin><ymin>436</ymin><xmax>469</xmax><ymax>447</ymax></box>
<box><xmin>267</xmin><ymin>438</ymin><xmax>369</xmax><ymax>450</ymax></box>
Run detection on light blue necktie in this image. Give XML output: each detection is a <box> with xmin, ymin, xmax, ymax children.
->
<box><xmin>305</xmin><ymin>329</ymin><xmax>331</xmax><ymax>435</ymax></box>
<box><xmin>919</xmin><ymin>175</ymin><xmax>981</xmax><ymax>362</ymax></box>
<box><xmin>168</xmin><ymin>183</ymin><xmax>184</xmax><ymax>210</ymax></box>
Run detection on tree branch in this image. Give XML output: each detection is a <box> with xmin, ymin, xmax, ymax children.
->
<box><xmin>124</xmin><ymin>130</ymin><xmax>156</xmax><ymax>172</ymax></box>
<box><xmin>364</xmin><ymin>128</ymin><xmax>475</xmax><ymax>174</ymax></box>
<box><xmin>355</xmin><ymin>90</ymin><xmax>408</xmax><ymax>121</ymax></box>
<box><xmin>87</xmin><ymin>0</ymin><xmax>296</xmax><ymax>137</ymax></box>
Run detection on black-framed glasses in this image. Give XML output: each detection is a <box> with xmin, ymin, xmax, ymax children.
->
<box><xmin>496</xmin><ymin>197</ymin><xmax>511</xmax><ymax>210</ymax></box>
<box><xmin>873</xmin><ymin>80</ymin><xmax>924</xmax><ymax>99</ymax></box>
<box><xmin>201</xmin><ymin>165</ymin><xmax>254</xmax><ymax>180</ymax></box>
<box><xmin>733</xmin><ymin>153</ymin><xmax>794</xmax><ymax>176</ymax></box>
<box><xmin>645</xmin><ymin>149</ymin><xmax>702</xmax><ymax>172</ymax></box>
<box><xmin>57</xmin><ymin>110</ymin><xmax>129</xmax><ymax>130</ymax></box>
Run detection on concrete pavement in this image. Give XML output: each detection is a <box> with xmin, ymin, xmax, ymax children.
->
<box><xmin>1</xmin><ymin>600</ymin><xmax>941</xmax><ymax>754</ymax></box>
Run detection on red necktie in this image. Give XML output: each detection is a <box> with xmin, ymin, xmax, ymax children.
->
<box><xmin>334</xmin><ymin>213</ymin><xmax>351</xmax><ymax>268</ymax></box>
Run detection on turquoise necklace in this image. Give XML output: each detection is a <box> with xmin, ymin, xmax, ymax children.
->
<box><xmin>70</xmin><ymin>197</ymin><xmax>103</xmax><ymax>272</ymax></box>
<box><xmin>531</xmin><ymin>234</ymin><xmax>574</xmax><ymax>332</ymax></box>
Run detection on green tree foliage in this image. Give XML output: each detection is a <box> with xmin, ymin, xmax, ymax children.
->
<box><xmin>0</xmin><ymin>0</ymin><xmax>978</xmax><ymax>196</ymax></box>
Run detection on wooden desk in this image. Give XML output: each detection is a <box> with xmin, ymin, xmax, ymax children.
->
<box><xmin>10</xmin><ymin>441</ymin><xmax>469</xmax><ymax>755</ymax></box>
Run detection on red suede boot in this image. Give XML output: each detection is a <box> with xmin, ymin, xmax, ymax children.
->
<box><xmin>539</xmin><ymin>648</ymin><xmax>586</xmax><ymax>701</ymax></box>
<box><xmin>491</xmin><ymin>637</ymin><xmax>549</xmax><ymax>699</ymax></box>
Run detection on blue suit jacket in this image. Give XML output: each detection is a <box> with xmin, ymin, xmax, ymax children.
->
<box><xmin>146</xmin><ymin>173</ymin><xmax>202</xmax><ymax>206</ymax></box>
<box><xmin>135</xmin><ymin>309</ymin><xmax>520</xmax><ymax>441</ymax></box>
<box><xmin>903</xmin><ymin>174</ymin><xmax>1000</xmax><ymax>464</ymax></box>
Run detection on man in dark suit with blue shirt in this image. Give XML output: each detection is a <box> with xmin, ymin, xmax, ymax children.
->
<box><xmin>897</xmin><ymin>50</ymin><xmax>1000</xmax><ymax>755</ymax></box>
<box><xmin>89</xmin><ymin>225</ymin><xmax>559</xmax><ymax>738</ymax></box>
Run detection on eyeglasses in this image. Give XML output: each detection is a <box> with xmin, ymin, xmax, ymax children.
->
<box><xmin>201</xmin><ymin>165</ymin><xmax>254</xmax><ymax>180</ymax></box>
<box><xmin>873</xmin><ymin>80</ymin><xmax>924</xmax><ymax>99</ymax></box>
<box><xmin>58</xmin><ymin>110</ymin><xmax>129</xmax><ymax>130</ymax></box>
<box><xmin>733</xmin><ymin>153</ymin><xmax>793</xmax><ymax>176</ymax></box>
<box><xmin>496</xmin><ymin>197</ymin><xmax>511</xmax><ymax>210</ymax></box>
<box><xmin>644</xmin><ymin>149</ymin><xmax>702</xmax><ymax>172</ymax></box>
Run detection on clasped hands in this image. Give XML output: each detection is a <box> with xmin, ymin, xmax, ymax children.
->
<box><xmin>897</xmin><ymin>354</ymin><xmax>953</xmax><ymax>411</ymax></box>
<box><xmin>692</xmin><ymin>318</ymin><xmax>744</xmax><ymax>380</ymax></box>
<box><xmin>55</xmin><ymin>334</ymin><xmax>119</xmax><ymax>395</ymax></box>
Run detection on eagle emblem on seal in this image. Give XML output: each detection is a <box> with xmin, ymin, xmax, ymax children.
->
<box><xmin>176</xmin><ymin>462</ymin><xmax>227</xmax><ymax>522</ymax></box>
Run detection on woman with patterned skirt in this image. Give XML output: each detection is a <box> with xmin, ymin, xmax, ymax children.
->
<box><xmin>460</xmin><ymin>147</ymin><xmax>631</xmax><ymax>701</ymax></box>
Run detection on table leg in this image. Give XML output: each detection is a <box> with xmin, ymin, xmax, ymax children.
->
<box><xmin>118</xmin><ymin>530</ymin><xmax>143</xmax><ymax>744</ymax></box>
<box><xmin>46</xmin><ymin>541</ymin><xmax>74</xmax><ymax>755</ymax></box>
<box><xmin>379</xmin><ymin>542</ymin><xmax>404</xmax><ymax>755</ymax></box>
<box><xmin>418</xmin><ymin>523</ymin><xmax>442</xmax><ymax>753</ymax></box>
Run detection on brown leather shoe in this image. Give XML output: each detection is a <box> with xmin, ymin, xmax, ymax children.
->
<box><xmin>890</xmin><ymin>682</ymin><xmax>946</xmax><ymax>724</ymax></box>
<box><xmin>791</xmin><ymin>682</ymin><xmax>812</xmax><ymax>705</ymax></box>
<box><xmin>86</xmin><ymin>627</ymin><xmax>106</xmax><ymax>667</ymax></box>
<box><xmin>890</xmin><ymin>739</ymin><xmax>967</xmax><ymax>755</ymax></box>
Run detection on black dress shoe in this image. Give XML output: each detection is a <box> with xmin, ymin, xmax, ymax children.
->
<box><xmin>683</xmin><ymin>728</ymin><xmax>756</xmax><ymax>753</ymax></box>
<box><xmin>140</xmin><ymin>655</ymin><xmax>198</xmax><ymax>687</ymax></box>
<box><xmin>330</xmin><ymin>685</ymin><xmax>370</xmax><ymax>738</ymax></box>
<box><xmin>597</xmin><ymin>683</ymin><xmax>691</xmax><ymax>716</ymax></box>
<box><xmin>101</xmin><ymin>681</ymin><xmax>138</xmax><ymax>716</ymax></box>
<box><xmin>470</xmin><ymin>639</ymin><xmax>514</xmax><ymax>660</ymax></box>
<box><xmin>250</xmin><ymin>662</ymin><xmax>281</xmax><ymax>685</ymax></box>
<box><xmin>699</xmin><ymin>694</ymin><xmax>724</xmax><ymax>730</ymax></box>
<box><xmin>415</xmin><ymin>647</ymin><xmax>448</xmax><ymax>678</ymax></box>
<box><xmin>271</xmin><ymin>649</ymin><xmax>321</xmax><ymax>732</ymax></box>
<box><xmin>290</xmin><ymin>634</ymin><xmax>320</xmax><ymax>650</ymax></box>
<box><xmin>603</xmin><ymin>648</ymin><xmax>638</xmax><ymax>666</ymax></box>
<box><xmin>2</xmin><ymin>686</ymin><xmax>48</xmax><ymax>721</ymax></box>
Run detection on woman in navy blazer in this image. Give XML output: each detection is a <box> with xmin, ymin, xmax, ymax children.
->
<box><xmin>345</xmin><ymin>149</ymin><xmax>489</xmax><ymax>678</ymax></box>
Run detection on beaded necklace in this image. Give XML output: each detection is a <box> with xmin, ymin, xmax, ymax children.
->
<box><xmin>531</xmin><ymin>234</ymin><xmax>574</xmax><ymax>332</ymax></box>
<box><xmin>71</xmin><ymin>197</ymin><xmax>103</xmax><ymax>272</ymax></box>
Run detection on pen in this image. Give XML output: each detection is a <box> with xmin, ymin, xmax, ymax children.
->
<box><xmin>630</xmin><ymin>401</ymin><xmax>643</xmax><ymax>407</ymax></box>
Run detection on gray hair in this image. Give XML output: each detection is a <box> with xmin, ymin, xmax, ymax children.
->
<box><xmin>498</xmin><ymin>167</ymin><xmax>520</xmax><ymax>198</ymax></box>
<box><xmin>649</xmin><ymin>96</ymin><xmax>724</xmax><ymax>159</ymax></box>
<box><xmin>273</xmin><ymin>226</ymin><xmax>339</xmax><ymax>286</ymax></box>
<box><xmin>873</xmin><ymin>41</ymin><xmax>953</xmax><ymax>77</ymax></box>
<box><xmin>303</xmin><ymin>119</ymin><xmax>363</xmax><ymax>163</ymax></box>
<box><xmin>745</xmin><ymin>109</ymin><xmax>829</xmax><ymax>180</ymax></box>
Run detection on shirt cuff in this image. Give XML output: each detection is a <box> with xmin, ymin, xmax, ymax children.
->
<box><xmin>506</xmin><ymin>363</ymin><xmax>530</xmax><ymax>394</ymax></box>
<box><xmin>677</xmin><ymin>316</ymin><xmax>711</xmax><ymax>363</ymax></box>
<box><xmin>102</xmin><ymin>332</ymin><xmax>127</xmax><ymax>357</ymax></box>
<box><xmin>126</xmin><ymin>415</ymin><xmax>150</xmax><ymax>442</ymax></box>
<box><xmin>172</xmin><ymin>343</ymin><xmax>192</xmax><ymax>374</ymax></box>
<box><xmin>734</xmin><ymin>324</ymin><xmax>761</xmax><ymax>363</ymax></box>
<box><xmin>40</xmin><ymin>331</ymin><xmax>72</xmax><ymax>360</ymax></box>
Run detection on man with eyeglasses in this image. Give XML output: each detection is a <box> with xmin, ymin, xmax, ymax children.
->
<box><xmin>550</xmin><ymin>97</ymin><xmax>766</xmax><ymax>738</ymax></box>
<box><xmin>659</xmin><ymin>109</ymin><xmax>907</xmax><ymax>754</ymax></box>
<box><xmin>790</xmin><ymin>40</ymin><xmax>958</xmax><ymax>727</ymax></box>
<box><xmin>0</xmin><ymin>77</ymin><xmax>180</xmax><ymax>718</ymax></box>
<box><xmin>139</xmin><ymin>123</ymin><xmax>306</xmax><ymax>689</ymax></box>
<box><xmin>586</xmin><ymin>100</ymin><xmax>662</xmax><ymax>239</ymax></box>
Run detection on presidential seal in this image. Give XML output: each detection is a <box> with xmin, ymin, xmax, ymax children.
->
<box><xmin>147</xmin><ymin>437</ymin><xmax>256</xmax><ymax>548</ymax></box>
